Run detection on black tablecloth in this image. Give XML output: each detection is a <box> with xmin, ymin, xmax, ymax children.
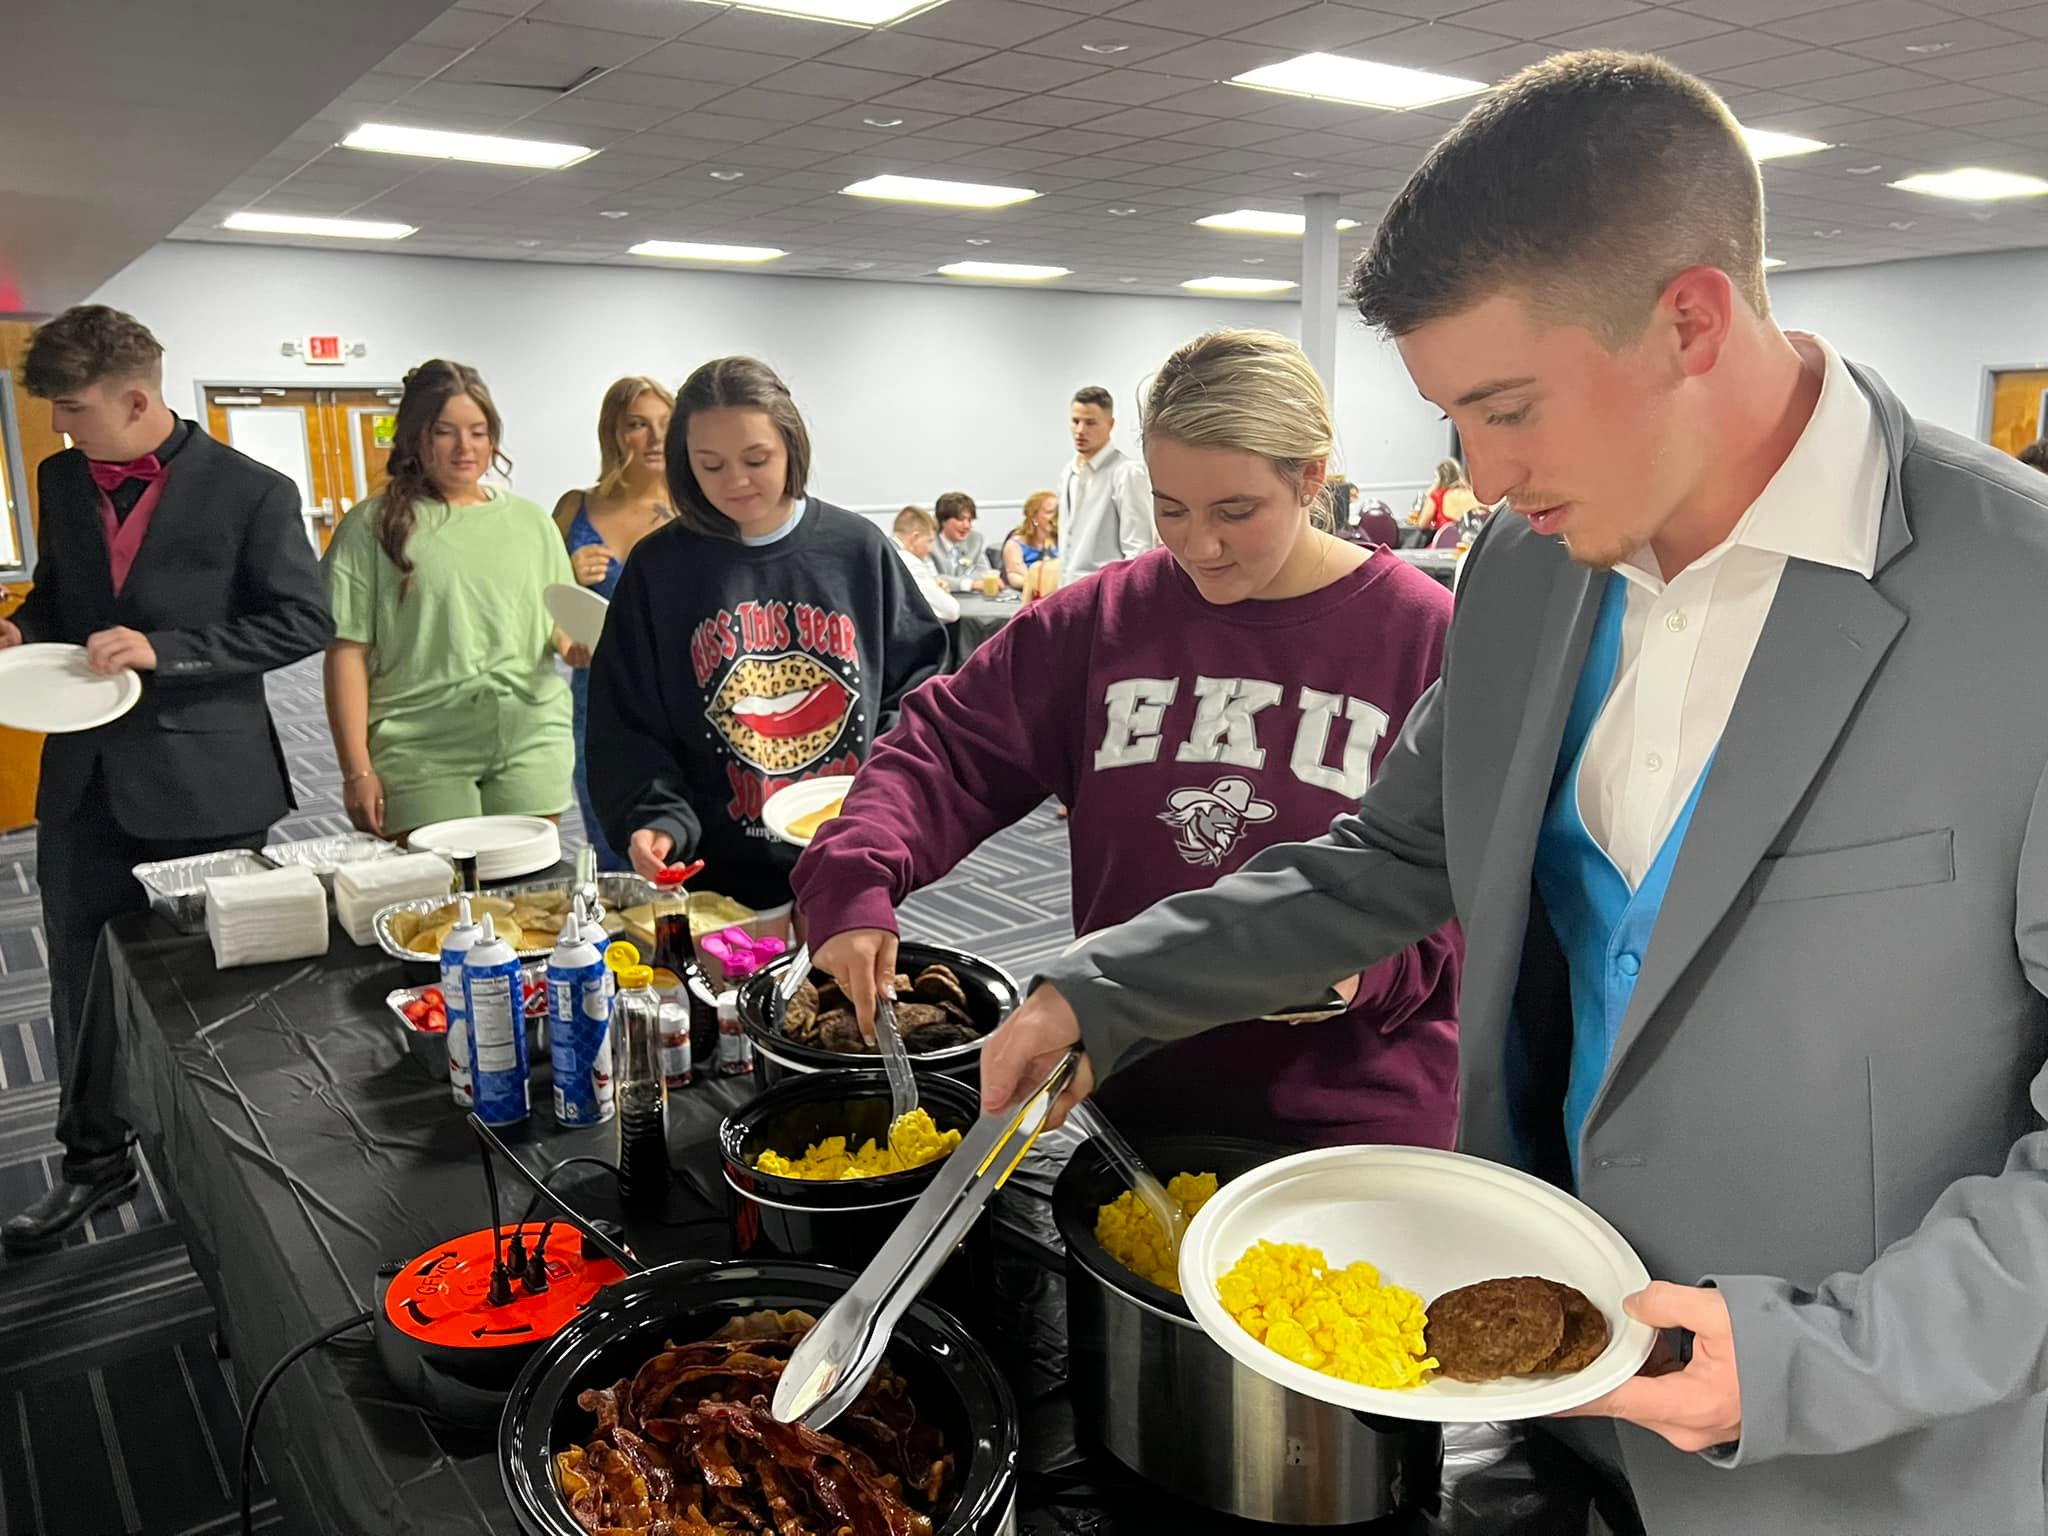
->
<box><xmin>104</xmin><ymin>914</ymin><xmax>1633</xmax><ymax>1535</ymax></box>
<box><xmin>947</xmin><ymin>593</ymin><xmax>1019</xmax><ymax>671</ymax></box>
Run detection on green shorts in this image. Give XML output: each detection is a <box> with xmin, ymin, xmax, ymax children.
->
<box><xmin>369</xmin><ymin>685</ymin><xmax>574</xmax><ymax>835</ymax></box>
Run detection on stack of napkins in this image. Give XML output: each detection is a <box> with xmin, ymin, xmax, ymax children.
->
<box><xmin>335</xmin><ymin>852</ymin><xmax>455</xmax><ymax>945</ymax></box>
<box><xmin>205</xmin><ymin>866</ymin><xmax>331</xmax><ymax>969</ymax></box>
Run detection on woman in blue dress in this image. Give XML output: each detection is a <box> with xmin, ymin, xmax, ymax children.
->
<box><xmin>1001</xmin><ymin>489</ymin><xmax>1060</xmax><ymax>596</ymax></box>
<box><xmin>552</xmin><ymin>376</ymin><xmax>675</xmax><ymax>869</ymax></box>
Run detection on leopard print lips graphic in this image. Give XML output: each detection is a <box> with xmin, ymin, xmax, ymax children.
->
<box><xmin>709</xmin><ymin>651</ymin><xmax>854</xmax><ymax>776</ymax></box>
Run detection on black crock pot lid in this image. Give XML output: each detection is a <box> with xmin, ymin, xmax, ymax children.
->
<box><xmin>499</xmin><ymin>1258</ymin><xmax>1017</xmax><ymax>1536</ymax></box>
<box><xmin>1053</xmin><ymin>1133</ymin><xmax>1289</xmax><ymax>1320</ymax></box>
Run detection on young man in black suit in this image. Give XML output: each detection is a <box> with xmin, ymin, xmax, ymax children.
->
<box><xmin>0</xmin><ymin>305</ymin><xmax>332</xmax><ymax>1251</ymax></box>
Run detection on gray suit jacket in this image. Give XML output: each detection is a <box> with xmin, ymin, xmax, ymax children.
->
<box><xmin>1044</xmin><ymin>364</ymin><xmax>2048</xmax><ymax>1535</ymax></box>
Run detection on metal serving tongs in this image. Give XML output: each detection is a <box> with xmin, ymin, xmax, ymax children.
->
<box><xmin>874</xmin><ymin>993</ymin><xmax>921</xmax><ymax>1153</ymax></box>
<box><xmin>772</xmin><ymin>1050</ymin><xmax>1081</xmax><ymax>1431</ymax></box>
<box><xmin>1067</xmin><ymin>1099</ymin><xmax>1185</xmax><ymax>1262</ymax></box>
<box><xmin>772</xmin><ymin>942</ymin><xmax>812</xmax><ymax>1032</ymax></box>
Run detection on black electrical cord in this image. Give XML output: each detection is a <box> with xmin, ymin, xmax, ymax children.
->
<box><xmin>518</xmin><ymin>1155</ymin><xmax>621</xmax><ymax>1226</ymax></box>
<box><xmin>238</xmin><ymin>1310</ymin><xmax>373</xmax><ymax>1535</ymax></box>
<box><xmin>473</xmin><ymin>1119</ymin><xmax>515</xmax><ymax>1306</ymax></box>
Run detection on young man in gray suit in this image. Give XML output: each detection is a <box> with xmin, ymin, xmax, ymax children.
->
<box><xmin>983</xmin><ymin>51</ymin><xmax>2048</xmax><ymax>1536</ymax></box>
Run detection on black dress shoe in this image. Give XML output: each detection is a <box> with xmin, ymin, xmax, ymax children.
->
<box><xmin>2</xmin><ymin>1166</ymin><xmax>141</xmax><ymax>1253</ymax></box>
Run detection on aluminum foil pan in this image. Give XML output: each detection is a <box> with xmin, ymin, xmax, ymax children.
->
<box><xmin>373</xmin><ymin>872</ymin><xmax>656</xmax><ymax>967</ymax></box>
<box><xmin>261</xmin><ymin>831</ymin><xmax>401</xmax><ymax>888</ymax></box>
<box><xmin>133</xmin><ymin>848</ymin><xmax>275</xmax><ymax>934</ymax></box>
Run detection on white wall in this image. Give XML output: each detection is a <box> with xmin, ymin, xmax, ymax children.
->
<box><xmin>1770</xmin><ymin>248</ymin><xmax>2048</xmax><ymax>439</ymax></box>
<box><xmin>89</xmin><ymin>241</ymin><xmax>1444</xmax><ymax>516</ymax></box>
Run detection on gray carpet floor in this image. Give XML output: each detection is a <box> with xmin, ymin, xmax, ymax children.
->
<box><xmin>0</xmin><ymin>656</ymin><xmax>1073</xmax><ymax>1535</ymax></box>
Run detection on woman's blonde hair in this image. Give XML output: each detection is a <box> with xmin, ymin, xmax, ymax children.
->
<box><xmin>1433</xmin><ymin>457</ymin><xmax>1467</xmax><ymax>491</ymax></box>
<box><xmin>1013</xmin><ymin>489</ymin><xmax>1059</xmax><ymax>549</ymax></box>
<box><xmin>1142</xmin><ymin>330</ymin><xmax>1336</xmax><ymax>529</ymax></box>
<box><xmin>595</xmin><ymin>375</ymin><xmax>676</xmax><ymax>499</ymax></box>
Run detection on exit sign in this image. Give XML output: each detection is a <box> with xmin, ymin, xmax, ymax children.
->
<box><xmin>305</xmin><ymin>335</ymin><xmax>343</xmax><ymax>364</ymax></box>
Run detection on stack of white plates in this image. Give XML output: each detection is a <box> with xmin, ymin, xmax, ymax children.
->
<box><xmin>408</xmin><ymin>816</ymin><xmax>561</xmax><ymax>882</ymax></box>
<box><xmin>335</xmin><ymin>851</ymin><xmax>455</xmax><ymax>946</ymax></box>
<box><xmin>205</xmin><ymin>866</ymin><xmax>330</xmax><ymax>969</ymax></box>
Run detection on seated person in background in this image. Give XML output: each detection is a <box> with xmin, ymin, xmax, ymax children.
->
<box><xmin>794</xmin><ymin>329</ymin><xmax>1460</xmax><ymax>1152</ymax></box>
<box><xmin>892</xmin><ymin>505</ymin><xmax>961</xmax><ymax>622</ymax></box>
<box><xmin>2019</xmin><ymin>438</ymin><xmax>2048</xmax><ymax>474</ymax></box>
<box><xmin>323</xmin><ymin>359</ymin><xmax>575</xmax><ymax>841</ymax></box>
<box><xmin>1424</xmin><ymin>457</ymin><xmax>1483</xmax><ymax>530</ymax></box>
<box><xmin>928</xmin><ymin>491</ymin><xmax>986</xmax><ymax>589</ymax></box>
<box><xmin>1002</xmin><ymin>489</ymin><xmax>1061</xmax><ymax>599</ymax></box>
<box><xmin>589</xmin><ymin>356</ymin><xmax>947</xmax><ymax>907</ymax></box>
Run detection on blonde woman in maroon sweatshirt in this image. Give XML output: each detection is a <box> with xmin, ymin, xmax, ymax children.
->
<box><xmin>793</xmin><ymin>330</ymin><xmax>1462</xmax><ymax>1150</ymax></box>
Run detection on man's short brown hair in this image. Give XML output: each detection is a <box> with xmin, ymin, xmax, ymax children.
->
<box><xmin>1072</xmin><ymin>386</ymin><xmax>1114</xmax><ymax>414</ymax></box>
<box><xmin>23</xmin><ymin>305</ymin><xmax>165</xmax><ymax>397</ymax></box>
<box><xmin>893</xmin><ymin>504</ymin><xmax>937</xmax><ymax>539</ymax></box>
<box><xmin>934</xmin><ymin>491</ymin><xmax>976</xmax><ymax>523</ymax></box>
<box><xmin>1351</xmin><ymin>51</ymin><xmax>1768</xmax><ymax>345</ymax></box>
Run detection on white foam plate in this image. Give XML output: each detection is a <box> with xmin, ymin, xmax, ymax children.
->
<box><xmin>0</xmin><ymin>643</ymin><xmax>143</xmax><ymax>733</ymax></box>
<box><xmin>408</xmin><ymin>815</ymin><xmax>561</xmax><ymax>881</ymax></box>
<box><xmin>544</xmin><ymin>583</ymin><xmax>608</xmax><ymax>652</ymax></box>
<box><xmin>761</xmin><ymin>774</ymin><xmax>856</xmax><ymax>847</ymax></box>
<box><xmin>1179</xmin><ymin>1145</ymin><xmax>1656</xmax><ymax>1422</ymax></box>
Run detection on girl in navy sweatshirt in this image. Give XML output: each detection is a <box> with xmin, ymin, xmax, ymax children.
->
<box><xmin>588</xmin><ymin>357</ymin><xmax>946</xmax><ymax>910</ymax></box>
<box><xmin>794</xmin><ymin>331</ymin><xmax>1461</xmax><ymax>1150</ymax></box>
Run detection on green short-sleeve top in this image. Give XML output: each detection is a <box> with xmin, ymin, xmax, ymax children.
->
<box><xmin>322</xmin><ymin>487</ymin><xmax>574</xmax><ymax>719</ymax></box>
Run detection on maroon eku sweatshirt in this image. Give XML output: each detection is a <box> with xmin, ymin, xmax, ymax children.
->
<box><xmin>794</xmin><ymin>548</ymin><xmax>1463</xmax><ymax>1150</ymax></box>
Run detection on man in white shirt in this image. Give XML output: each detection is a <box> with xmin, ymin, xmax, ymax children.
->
<box><xmin>983</xmin><ymin>48</ymin><xmax>2048</xmax><ymax>1536</ymax></box>
<box><xmin>1058</xmin><ymin>385</ymin><xmax>1154</xmax><ymax>578</ymax></box>
<box><xmin>890</xmin><ymin>505</ymin><xmax>959</xmax><ymax>622</ymax></box>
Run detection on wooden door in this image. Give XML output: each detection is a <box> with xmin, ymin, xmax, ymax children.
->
<box><xmin>1987</xmin><ymin>369</ymin><xmax>2048</xmax><ymax>460</ymax></box>
<box><xmin>203</xmin><ymin>384</ymin><xmax>402</xmax><ymax>550</ymax></box>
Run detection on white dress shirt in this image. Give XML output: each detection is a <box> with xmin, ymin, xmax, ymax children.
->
<box><xmin>1579</xmin><ymin>334</ymin><xmax>1887</xmax><ymax>888</ymax></box>
<box><xmin>1059</xmin><ymin>443</ymin><xmax>1155</xmax><ymax>578</ymax></box>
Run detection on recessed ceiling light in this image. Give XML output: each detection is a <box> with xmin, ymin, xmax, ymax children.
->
<box><xmin>862</xmin><ymin>116</ymin><xmax>906</xmax><ymax>128</ymax></box>
<box><xmin>342</xmin><ymin>122</ymin><xmax>593</xmax><ymax>169</ymax></box>
<box><xmin>599</xmin><ymin>209</ymin><xmax>630</xmax><ymax>219</ymax></box>
<box><xmin>1763</xmin><ymin>256</ymin><xmax>1786</xmax><ymax>269</ymax></box>
<box><xmin>1182</xmin><ymin>275</ymin><xmax>1298</xmax><ymax>295</ymax></box>
<box><xmin>1196</xmin><ymin>208</ymin><xmax>1360</xmax><ymax>236</ymax></box>
<box><xmin>1231</xmin><ymin>53</ymin><xmax>1487</xmax><ymax>111</ymax></box>
<box><xmin>1890</xmin><ymin>166</ymin><xmax>2048</xmax><ymax>200</ymax></box>
<box><xmin>1903</xmin><ymin>40</ymin><xmax>1953</xmax><ymax>54</ymax></box>
<box><xmin>1242</xmin><ymin>257</ymin><xmax>1266</xmax><ymax>264</ymax></box>
<box><xmin>709</xmin><ymin>170</ymin><xmax>746</xmax><ymax>182</ymax></box>
<box><xmin>842</xmin><ymin>174</ymin><xmax>1038</xmax><ymax>208</ymax></box>
<box><xmin>515</xmin><ymin>239</ymin><xmax>542</xmax><ymax>248</ymax></box>
<box><xmin>1117</xmin><ymin>277</ymin><xmax>1140</xmax><ymax>284</ymax></box>
<box><xmin>1290</xmin><ymin>170</ymin><xmax>1319</xmax><ymax>180</ymax></box>
<box><xmin>1108</xmin><ymin>206</ymin><xmax>1138</xmax><ymax>216</ymax></box>
<box><xmin>1740</xmin><ymin>125</ymin><xmax>1831</xmax><ymax>161</ymax></box>
<box><xmin>1845</xmin><ymin>163</ymin><xmax>1885</xmax><ymax>176</ymax></box>
<box><xmin>678</xmin><ymin>0</ymin><xmax>949</xmax><ymax>23</ymax></box>
<box><xmin>937</xmin><ymin>260</ymin><xmax>1070</xmax><ymax>282</ymax></box>
<box><xmin>1888</xmin><ymin>219</ymin><xmax>1918</xmax><ymax>230</ymax></box>
<box><xmin>1082</xmin><ymin>41</ymin><xmax>1129</xmax><ymax>55</ymax></box>
<box><xmin>629</xmin><ymin>239</ymin><xmax>786</xmax><ymax>263</ymax></box>
<box><xmin>222</xmin><ymin>211</ymin><xmax>415</xmax><ymax>240</ymax></box>
<box><xmin>965</xmin><ymin>237</ymin><xmax>993</xmax><ymax>245</ymax></box>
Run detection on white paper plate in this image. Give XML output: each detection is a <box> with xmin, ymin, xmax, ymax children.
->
<box><xmin>544</xmin><ymin>583</ymin><xmax>608</xmax><ymax>652</ymax></box>
<box><xmin>0</xmin><ymin>643</ymin><xmax>143</xmax><ymax>734</ymax></box>
<box><xmin>761</xmin><ymin>774</ymin><xmax>856</xmax><ymax>847</ymax></box>
<box><xmin>408</xmin><ymin>815</ymin><xmax>561</xmax><ymax>881</ymax></box>
<box><xmin>1179</xmin><ymin>1145</ymin><xmax>1656</xmax><ymax>1422</ymax></box>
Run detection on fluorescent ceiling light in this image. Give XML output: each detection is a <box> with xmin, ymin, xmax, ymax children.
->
<box><xmin>1763</xmin><ymin>256</ymin><xmax>1786</xmax><ymax>269</ymax></box>
<box><xmin>1182</xmin><ymin>275</ymin><xmax>1299</xmax><ymax>295</ymax></box>
<box><xmin>1741</xmin><ymin>126</ymin><xmax>1831</xmax><ymax>161</ymax></box>
<box><xmin>679</xmin><ymin>0</ymin><xmax>946</xmax><ymax>22</ymax></box>
<box><xmin>1231</xmin><ymin>53</ymin><xmax>1487</xmax><ymax>111</ymax></box>
<box><xmin>1889</xmin><ymin>166</ymin><xmax>2048</xmax><ymax>200</ymax></box>
<box><xmin>343</xmin><ymin>122</ymin><xmax>593</xmax><ymax>169</ymax></box>
<box><xmin>842</xmin><ymin>173</ymin><xmax>1038</xmax><ymax>209</ymax></box>
<box><xmin>223</xmin><ymin>211</ymin><xmax>415</xmax><ymax>240</ymax></box>
<box><xmin>629</xmin><ymin>240</ymin><xmax>785</xmax><ymax>263</ymax></box>
<box><xmin>937</xmin><ymin>261</ymin><xmax>1069</xmax><ymax>281</ymax></box>
<box><xmin>1196</xmin><ymin>208</ymin><xmax>1360</xmax><ymax>235</ymax></box>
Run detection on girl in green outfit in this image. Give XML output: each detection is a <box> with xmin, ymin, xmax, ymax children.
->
<box><xmin>321</xmin><ymin>359</ymin><xmax>576</xmax><ymax>839</ymax></box>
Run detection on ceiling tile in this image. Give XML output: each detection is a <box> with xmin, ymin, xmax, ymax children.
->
<box><xmin>1086</xmin><ymin>105</ymin><xmax>1219</xmax><ymax>136</ymax></box>
<box><xmin>1016</xmin><ymin>20</ymin><xmax>1208</xmax><ymax>67</ymax></box>
<box><xmin>378</xmin><ymin>42</ymin><xmax>463</xmax><ymax>79</ymax></box>
<box><xmin>521</xmin><ymin>0</ymin><xmax>689</xmax><ymax>33</ymax></box>
<box><xmin>1657</xmin><ymin>29</ymin><xmax>1814</xmax><ymax>70</ymax></box>
<box><xmin>980</xmin><ymin>93</ymin><xmax>1105</xmax><ymax>127</ymax></box>
<box><xmin>1362</xmin><ymin>21</ymin><xmax>1519</xmax><ymax>67</ymax></box>
<box><xmin>810</xmin><ymin>104</ymin><xmax>957</xmax><ymax>134</ymax></box>
<box><xmin>896</xmin><ymin>1</ymin><xmax>1077</xmax><ymax>49</ymax></box>
<box><xmin>521</xmin><ymin>97</ymin><xmax>675</xmax><ymax>131</ymax></box>
<box><xmin>1454</xmin><ymin>0</ymin><xmax>1648</xmax><ymax>36</ymax></box>
<box><xmin>869</xmin><ymin>79</ymin><xmax>1025</xmax><ymax>114</ymax></box>
<box><xmin>1543</xmin><ymin>10</ymin><xmax>1734</xmax><ymax>48</ymax></box>
<box><xmin>658</xmin><ymin>10</ymin><xmax>848</xmax><ymax>58</ymax></box>
<box><xmin>1794</xmin><ymin>63</ymin><xmax>1938</xmax><ymax>101</ymax></box>
<box><xmin>1719</xmin><ymin>47</ymin><xmax>1878</xmax><ymax>88</ymax></box>
<box><xmin>1134</xmin><ymin>38</ymin><xmax>1299</xmax><ymax>81</ymax></box>
<box><xmin>695</xmin><ymin>89</ymin><xmax>839</xmax><ymax>125</ymax></box>
<box><xmin>942</xmin><ymin>115</ymin><xmax>1053</xmax><ymax>144</ymax></box>
<box><xmin>1228</xmin><ymin>6</ymin><xmax>1414</xmax><ymax>49</ymax></box>
<box><xmin>1107</xmin><ymin>0</ymin><xmax>1311</xmax><ymax>32</ymax></box>
<box><xmin>1839</xmin><ymin>18</ymin><xmax>2030</xmax><ymax>66</ymax></box>
<box><xmin>580</xmin><ymin>70</ymin><xmax>736</xmax><ymax>107</ymax></box>
<box><xmin>1449</xmin><ymin>42</ymin><xmax>1565</xmax><ymax>79</ymax></box>
<box><xmin>1854</xmin><ymin>81</ymin><xmax>1998</xmax><ymax>113</ymax></box>
<box><xmin>757</xmin><ymin>60</ymin><xmax>919</xmax><ymax>101</ymax></box>
<box><xmin>1766</xmin><ymin>0</ymin><xmax>1958</xmax><ymax>47</ymax></box>
<box><xmin>410</xmin><ymin>10</ymin><xmax>509</xmax><ymax>49</ymax></box>
<box><xmin>819</xmin><ymin>30</ymin><xmax>996</xmax><ymax>75</ymax></box>
<box><xmin>631</xmin><ymin>43</ymin><xmax>790</xmax><ymax>85</ymax></box>
<box><xmin>943</xmin><ymin>51</ymin><xmax>1106</xmax><ymax>92</ymax></box>
<box><xmin>1050</xmin><ymin>70</ymin><xmax>1192</xmax><ymax>105</ymax></box>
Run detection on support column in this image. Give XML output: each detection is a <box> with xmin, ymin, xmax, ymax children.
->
<box><xmin>1300</xmin><ymin>192</ymin><xmax>1341</xmax><ymax>409</ymax></box>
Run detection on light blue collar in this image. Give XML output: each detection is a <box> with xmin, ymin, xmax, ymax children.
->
<box><xmin>739</xmin><ymin>497</ymin><xmax>807</xmax><ymax>547</ymax></box>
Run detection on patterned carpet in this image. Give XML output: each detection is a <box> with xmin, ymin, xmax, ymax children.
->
<box><xmin>0</xmin><ymin>656</ymin><xmax>1073</xmax><ymax>1535</ymax></box>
